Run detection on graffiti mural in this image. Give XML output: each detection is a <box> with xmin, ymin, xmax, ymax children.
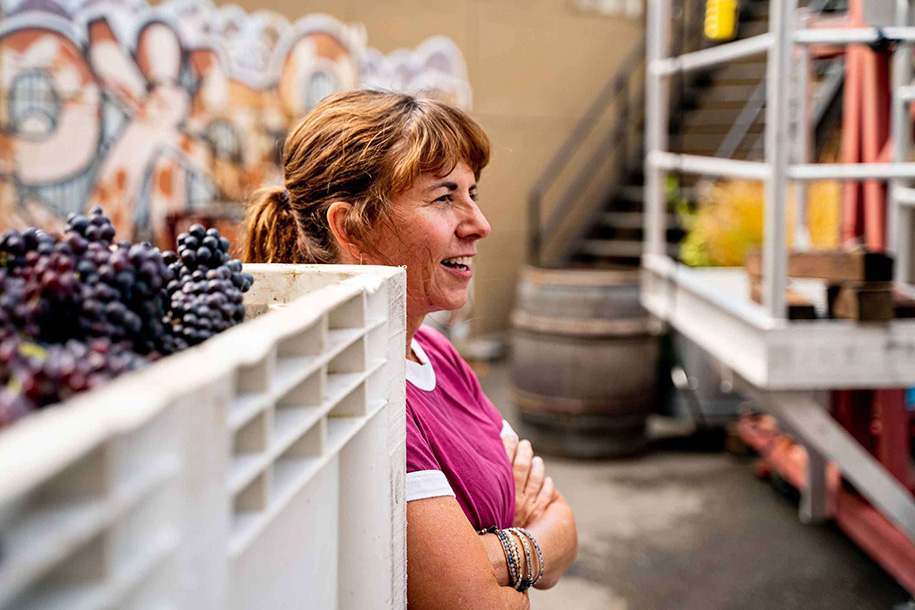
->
<box><xmin>0</xmin><ymin>0</ymin><xmax>472</xmax><ymax>244</ymax></box>
<box><xmin>360</xmin><ymin>35</ymin><xmax>472</xmax><ymax>109</ymax></box>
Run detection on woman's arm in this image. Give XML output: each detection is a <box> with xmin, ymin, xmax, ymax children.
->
<box><xmin>408</xmin><ymin>496</ymin><xmax>531</xmax><ymax>610</ymax></box>
<box><xmin>525</xmin><ymin>490</ymin><xmax>578</xmax><ymax>589</ymax></box>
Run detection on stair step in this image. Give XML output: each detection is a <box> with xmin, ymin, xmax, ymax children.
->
<box><xmin>678</xmin><ymin>133</ymin><xmax>763</xmax><ymax>156</ymax></box>
<box><xmin>681</xmin><ymin>122</ymin><xmax>766</xmax><ymax>136</ymax></box>
<box><xmin>580</xmin><ymin>240</ymin><xmax>679</xmax><ymax>259</ymax></box>
<box><xmin>699</xmin><ymin>84</ymin><xmax>765</xmax><ymax>104</ymax></box>
<box><xmin>738</xmin><ymin>22</ymin><xmax>770</xmax><ymax>37</ymax></box>
<box><xmin>684</xmin><ymin>108</ymin><xmax>767</xmax><ymax>129</ymax></box>
<box><xmin>600</xmin><ymin>211</ymin><xmax>682</xmax><ymax>230</ymax></box>
<box><xmin>698</xmin><ymin>100</ymin><xmax>757</xmax><ymax>112</ymax></box>
<box><xmin>618</xmin><ymin>185</ymin><xmax>644</xmax><ymax>202</ymax></box>
<box><xmin>710</xmin><ymin>62</ymin><xmax>767</xmax><ymax>83</ymax></box>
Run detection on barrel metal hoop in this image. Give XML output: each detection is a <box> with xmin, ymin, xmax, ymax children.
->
<box><xmin>511</xmin><ymin>388</ymin><xmax>656</xmax><ymax>416</ymax></box>
<box><xmin>510</xmin><ymin>310</ymin><xmax>655</xmax><ymax>338</ymax></box>
<box><xmin>521</xmin><ymin>265</ymin><xmax>641</xmax><ymax>288</ymax></box>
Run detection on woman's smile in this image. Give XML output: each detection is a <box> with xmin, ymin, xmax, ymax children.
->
<box><xmin>440</xmin><ymin>254</ymin><xmax>474</xmax><ymax>279</ymax></box>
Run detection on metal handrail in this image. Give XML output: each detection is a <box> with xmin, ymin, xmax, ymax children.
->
<box><xmin>543</xmin><ymin>89</ymin><xmax>648</xmax><ymax>252</ymax></box>
<box><xmin>527</xmin><ymin>37</ymin><xmax>646</xmax><ymax>266</ymax></box>
<box><xmin>527</xmin><ymin>1</ymin><xmax>707</xmax><ymax>267</ymax></box>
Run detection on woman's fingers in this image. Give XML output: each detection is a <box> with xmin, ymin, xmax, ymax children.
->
<box><xmin>527</xmin><ymin>475</ymin><xmax>554</xmax><ymax>525</ymax></box>
<box><xmin>512</xmin><ymin>439</ymin><xmax>534</xmax><ymax>492</ymax></box>
<box><xmin>503</xmin><ymin>434</ymin><xmax>519</xmax><ymax>463</ymax></box>
<box><xmin>524</xmin><ymin>456</ymin><xmax>545</xmax><ymax>498</ymax></box>
<box><xmin>518</xmin><ymin>456</ymin><xmax>545</xmax><ymax>528</ymax></box>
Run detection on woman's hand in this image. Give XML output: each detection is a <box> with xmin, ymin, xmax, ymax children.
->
<box><xmin>504</xmin><ymin>435</ymin><xmax>556</xmax><ymax>528</ymax></box>
<box><xmin>503</xmin><ymin>435</ymin><xmax>578</xmax><ymax>590</ymax></box>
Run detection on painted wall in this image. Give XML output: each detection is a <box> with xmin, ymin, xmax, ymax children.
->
<box><xmin>0</xmin><ymin>0</ymin><xmax>471</xmax><ymax>247</ymax></box>
<box><xmin>233</xmin><ymin>0</ymin><xmax>644</xmax><ymax>336</ymax></box>
<box><xmin>1</xmin><ymin>0</ymin><xmax>644</xmax><ymax>335</ymax></box>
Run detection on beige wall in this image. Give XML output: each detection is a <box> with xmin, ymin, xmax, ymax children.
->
<box><xmin>220</xmin><ymin>0</ymin><xmax>644</xmax><ymax>335</ymax></box>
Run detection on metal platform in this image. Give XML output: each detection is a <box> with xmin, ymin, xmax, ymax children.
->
<box><xmin>642</xmin><ymin>254</ymin><xmax>915</xmax><ymax>390</ymax></box>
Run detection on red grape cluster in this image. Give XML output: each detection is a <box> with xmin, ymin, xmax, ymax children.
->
<box><xmin>0</xmin><ymin>337</ymin><xmax>146</xmax><ymax>427</ymax></box>
<box><xmin>0</xmin><ymin>208</ymin><xmax>253</xmax><ymax>428</ymax></box>
<box><xmin>163</xmin><ymin>225</ymin><xmax>253</xmax><ymax>349</ymax></box>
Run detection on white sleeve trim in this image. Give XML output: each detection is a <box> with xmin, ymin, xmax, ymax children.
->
<box><xmin>406</xmin><ymin>470</ymin><xmax>455</xmax><ymax>501</ymax></box>
<box><xmin>501</xmin><ymin>419</ymin><xmax>519</xmax><ymax>440</ymax></box>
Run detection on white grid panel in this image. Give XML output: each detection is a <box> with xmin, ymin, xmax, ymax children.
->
<box><xmin>0</xmin><ymin>265</ymin><xmax>407</xmax><ymax>610</ymax></box>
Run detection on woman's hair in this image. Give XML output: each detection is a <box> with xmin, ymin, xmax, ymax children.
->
<box><xmin>243</xmin><ymin>90</ymin><xmax>491</xmax><ymax>264</ymax></box>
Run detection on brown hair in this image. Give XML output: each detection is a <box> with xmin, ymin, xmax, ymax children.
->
<box><xmin>243</xmin><ymin>90</ymin><xmax>491</xmax><ymax>264</ymax></box>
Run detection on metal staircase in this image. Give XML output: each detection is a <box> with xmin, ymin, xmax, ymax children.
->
<box><xmin>527</xmin><ymin>0</ymin><xmax>846</xmax><ymax>269</ymax></box>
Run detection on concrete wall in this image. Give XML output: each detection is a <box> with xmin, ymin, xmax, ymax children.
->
<box><xmin>219</xmin><ymin>0</ymin><xmax>644</xmax><ymax>335</ymax></box>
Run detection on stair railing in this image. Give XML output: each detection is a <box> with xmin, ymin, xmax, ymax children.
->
<box><xmin>527</xmin><ymin>0</ymin><xmax>705</xmax><ymax>268</ymax></box>
<box><xmin>526</xmin><ymin>39</ymin><xmax>644</xmax><ymax>267</ymax></box>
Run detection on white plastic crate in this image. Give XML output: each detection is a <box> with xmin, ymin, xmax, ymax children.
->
<box><xmin>0</xmin><ymin>265</ymin><xmax>407</xmax><ymax>610</ymax></box>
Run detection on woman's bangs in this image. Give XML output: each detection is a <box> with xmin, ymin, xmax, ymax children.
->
<box><xmin>386</xmin><ymin>103</ymin><xmax>491</xmax><ymax>194</ymax></box>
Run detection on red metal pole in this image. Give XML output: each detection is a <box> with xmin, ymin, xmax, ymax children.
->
<box><xmin>841</xmin><ymin>0</ymin><xmax>866</xmax><ymax>244</ymax></box>
<box><xmin>842</xmin><ymin>45</ymin><xmax>864</xmax><ymax>243</ymax></box>
<box><xmin>861</xmin><ymin>48</ymin><xmax>891</xmax><ymax>250</ymax></box>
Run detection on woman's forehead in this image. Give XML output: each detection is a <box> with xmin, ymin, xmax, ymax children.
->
<box><xmin>416</xmin><ymin>161</ymin><xmax>476</xmax><ymax>189</ymax></box>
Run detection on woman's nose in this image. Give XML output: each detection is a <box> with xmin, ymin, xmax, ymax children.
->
<box><xmin>461</xmin><ymin>200</ymin><xmax>491</xmax><ymax>240</ymax></box>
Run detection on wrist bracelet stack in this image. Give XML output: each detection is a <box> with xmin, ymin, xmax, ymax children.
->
<box><xmin>478</xmin><ymin>526</ymin><xmax>545</xmax><ymax>592</ymax></box>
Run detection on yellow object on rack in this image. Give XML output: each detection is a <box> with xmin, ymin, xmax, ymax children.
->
<box><xmin>705</xmin><ymin>0</ymin><xmax>738</xmax><ymax>40</ymax></box>
<box><xmin>678</xmin><ymin>179</ymin><xmax>841</xmax><ymax>267</ymax></box>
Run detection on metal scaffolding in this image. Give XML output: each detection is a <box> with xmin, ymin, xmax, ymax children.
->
<box><xmin>643</xmin><ymin>0</ymin><xmax>915</xmax><ymax>593</ymax></box>
<box><xmin>645</xmin><ymin>0</ymin><xmax>915</xmax><ymax>317</ymax></box>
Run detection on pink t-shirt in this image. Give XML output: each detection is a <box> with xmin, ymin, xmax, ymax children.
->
<box><xmin>405</xmin><ymin>326</ymin><xmax>516</xmax><ymax>530</ymax></box>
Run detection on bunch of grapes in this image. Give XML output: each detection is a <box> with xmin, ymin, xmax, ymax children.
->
<box><xmin>0</xmin><ymin>337</ymin><xmax>146</xmax><ymax>427</ymax></box>
<box><xmin>0</xmin><ymin>226</ymin><xmax>86</xmax><ymax>343</ymax></box>
<box><xmin>163</xmin><ymin>225</ymin><xmax>253</xmax><ymax>348</ymax></box>
<box><xmin>0</xmin><ymin>208</ymin><xmax>178</xmax><ymax>354</ymax></box>
<box><xmin>0</xmin><ymin>208</ymin><xmax>253</xmax><ymax>428</ymax></box>
<box><xmin>64</xmin><ymin>211</ymin><xmax>177</xmax><ymax>355</ymax></box>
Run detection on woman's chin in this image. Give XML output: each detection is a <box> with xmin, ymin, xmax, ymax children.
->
<box><xmin>446</xmin><ymin>291</ymin><xmax>470</xmax><ymax>311</ymax></box>
<box><xmin>429</xmin><ymin>293</ymin><xmax>469</xmax><ymax>314</ymax></box>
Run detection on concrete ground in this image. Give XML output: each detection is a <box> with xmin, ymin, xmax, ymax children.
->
<box><xmin>478</xmin><ymin>361</ymin><xmax>910</xmax><ymax>610</ymax></box>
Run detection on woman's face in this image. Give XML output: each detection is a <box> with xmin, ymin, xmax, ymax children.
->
<box><xmin>368</xmin><ymin>160</ymin><xmax>490</xmax><ymax>319</ymax></box>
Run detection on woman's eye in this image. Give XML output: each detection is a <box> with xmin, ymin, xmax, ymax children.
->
<box><xmin>435</xmin><ymin>194</ymin><xmax>452</xmax><ymax>203</ymax></box>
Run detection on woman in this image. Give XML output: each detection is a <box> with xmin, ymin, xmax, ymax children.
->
<box><xmin>244</xmin><ymin>89</ymin><xmax>578</xmax><ymax>608</ymax></box>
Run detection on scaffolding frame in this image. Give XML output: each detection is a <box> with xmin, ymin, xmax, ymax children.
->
<box><xmin>643</xmin><ymin>0</ymin><xmax>915</xmax><ymax>593</ymax></box>
<box><xmin>645</xmin><ymin>0</ymin><xmax>915</xmax><ymax>319</ymax></box>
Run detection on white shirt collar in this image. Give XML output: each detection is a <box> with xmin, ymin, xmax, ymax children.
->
<box><xmin>406</xmin><ymin>337</ymin><xmax>436</xmax><ymax>391</ymax></box>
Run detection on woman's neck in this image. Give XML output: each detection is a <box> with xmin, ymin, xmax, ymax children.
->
<box><xmin>405</xmin><ymin>312</ymin><xmax>424</xmax><ymax>363</ymax></box>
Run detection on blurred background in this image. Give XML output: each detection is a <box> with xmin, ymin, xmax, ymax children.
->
<box><xmin>3</xmin><ymin>0</ymin><xmax>915</xmax><ymax>607</ymax></box>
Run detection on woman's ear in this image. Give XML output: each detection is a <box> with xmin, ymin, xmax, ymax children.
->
<box><xmin>326</xmin><ymin>201</ymin><xmax>361</xmax><ymax>262</ymax></box>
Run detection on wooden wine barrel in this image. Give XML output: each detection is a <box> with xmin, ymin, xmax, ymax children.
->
<box><xmin>510</xmin><ymin>266</ymin><xmax>661</xmax><ymax>458</ymax></box>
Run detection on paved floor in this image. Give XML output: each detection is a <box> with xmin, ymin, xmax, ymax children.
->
<box><xmin>478</xmin><ymin>361</ymin><xmax>910</xmax><ymax>610</ymax></box>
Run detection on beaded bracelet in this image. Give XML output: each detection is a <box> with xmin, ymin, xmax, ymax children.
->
<box><xmin>489</xmin><ymin>527</ymin><xmax>519</xmax><ymax>587</ymax></box>
<box><xmin>513</xmin><ymin>527</ymin><xmax>544</xmax><ymax>587</ymax></box>
<box><xmin>501</xmin><ymin>528</ymin><xmax>522</xmax><ymax>588</ymax></box>
<box><xmin>507</xmin><ymin>528</ymin><xmax>534</xmax><ymax>592</ymax></box>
